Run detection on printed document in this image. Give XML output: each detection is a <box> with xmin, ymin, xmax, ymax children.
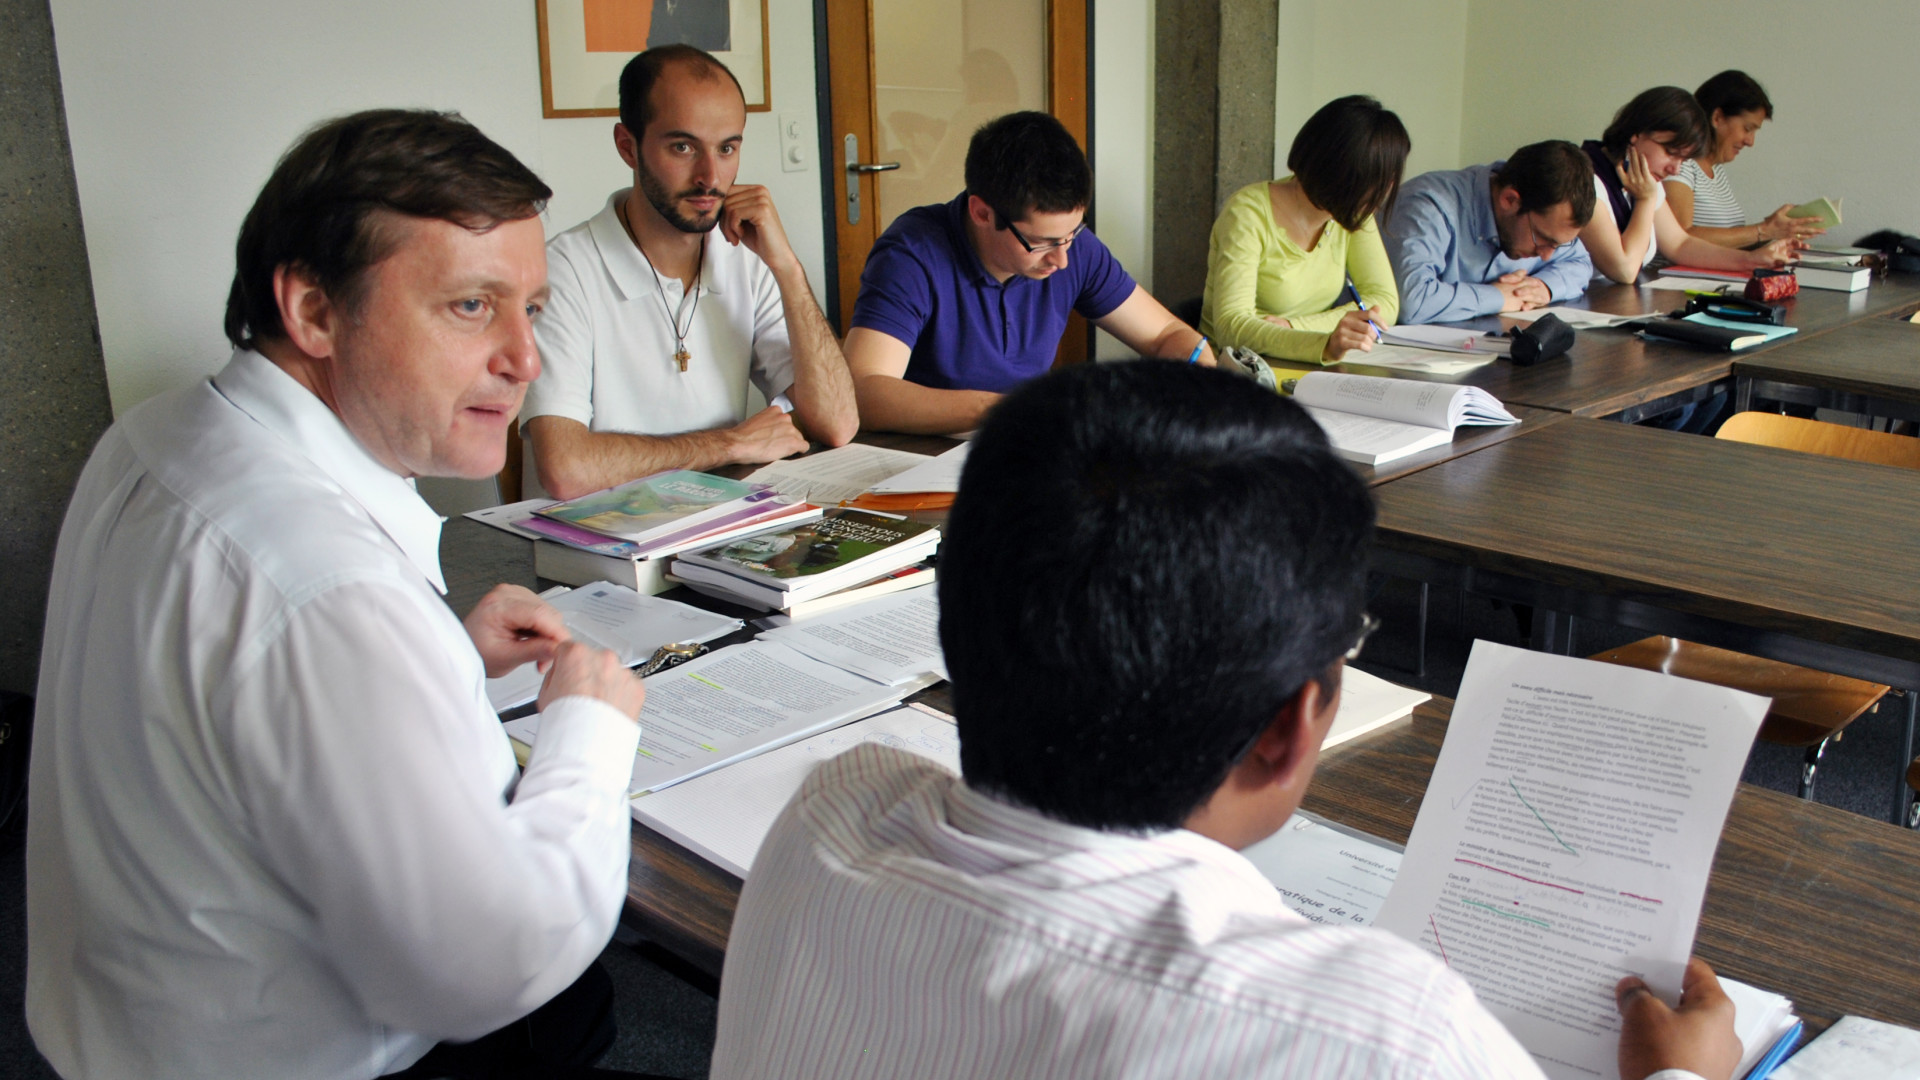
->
<box><xmin>866</xmin><ymin>441</ymin><xmax>971</xmax><ymax>494</ymax></box>
<box><xmin>485</xmin><ymin>583</ymin><xmax>741</xmax><ymax>710</ymax></box>
<box><xmin>756</xmin><ymin>585</ymin><xmax>944</xmax><ymax>685</ymax></box>
<box><xmin>1374</xmin><ymin>640</ymin><xmax>1766</xmax><ymax>1080</ymax></box>
<box><xmin>744</xmin><ymin>443</ymin><xmax>932</xmax><ymax>505</ymax></box>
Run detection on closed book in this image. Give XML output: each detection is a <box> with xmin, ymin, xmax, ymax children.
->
<box><xmin>1629</xmin><ymin>316</ymin><xmax>1779</xmax><ymax>351</ymax></box>
<box><xmin>674</xmin><ymin>509</ymin><xmax>940</xmax><ymax>593</ymax></box>
<box><xmin>1791</xmin><ymin>263</ymin><xmax>1870</xmax><ymax>292</ymax></box>
<box><xmin>671</xmin><ymin>537</ymin><xmax>938</xmax><ymax>607</ymax></box>
<box><xmin>534</xmin><ymin>470</ymin><xmax>771</xmax><ymax>544</ymax></box>
<box><xmin>533</xmin><ymin>540</ymin><xmax>674</xmax><ymax>594</ymax></box>
<box><xmin>676</xmin><ymin>561</ymin><xmax>936</xmax><ymax>616</ymax></box>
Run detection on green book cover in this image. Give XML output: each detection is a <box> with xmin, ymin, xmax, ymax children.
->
<box><xmin>679</xmin><ymin>509</ymin><xmax>936</xmax><ymax>585</ymax></box>
<box><xmin>534</xmin><ymin>470</ymin><xmax>759</xmax><ymax>541</ymax></box>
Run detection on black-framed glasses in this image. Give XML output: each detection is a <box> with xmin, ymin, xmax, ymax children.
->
<box><xmin>1345</xmin><ymin>613</ymin><xmax>1380</xmax><ymax>663</ymax></box>
<box><xmin>1520</xmin><ymin>212</ymin><xmax>1579</xmax><ymax>258</ymax></box>
<box><xmin>994</xmin><ymin>208</ymin><xmax>1085</xmax><ymax>253</ymax></box>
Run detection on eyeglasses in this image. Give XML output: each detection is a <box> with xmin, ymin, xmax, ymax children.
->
<box><xmin>995</xmin><ymin>209</ymin><xmax>1085</xmax><ymax>253</ymax></box>
<box><xmin>1520</xmin><ymin>212</ymin><xmax>1579</xmax><ymax>258</ymax></box>
<box><xmin>1345</xmin><ymin>613</ymin><xmax>1380</xmax><ymax>663</ymax></box>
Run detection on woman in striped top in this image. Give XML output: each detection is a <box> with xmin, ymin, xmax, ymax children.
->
<box><xmin>1666</xmin><ymin>71</ymin><xmax>1827</xmax><ymax>249</ymax></box>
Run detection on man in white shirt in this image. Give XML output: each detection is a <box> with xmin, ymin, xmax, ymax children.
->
<box><xmin>712</xmin><ymin>362</ymin><xmax>1742</xmax><ymax>1080</ymax></box>
<box><xmin>524</xmin><ymin>46</ymin><xmax>857</xmax><ymax>500</ymax></box>
<box><xmin>28</xmin><ymin>110</ymin><xmax>654</xmax><ymax>1080</ymax></box>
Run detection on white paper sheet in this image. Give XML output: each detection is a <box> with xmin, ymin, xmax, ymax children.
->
<box><xmin>631</xmin><ymin>703</ymin><xmax>959</xmax><ymax>877</ymax></box>
<box><xmin>1643</xmin><ymin>276</ymin><xmax>1735</xmax><ymax>293</ymax></box>
<box><xmin>1503</xmin><ymin>308</ymin><xmax>1644</xmax><ymax>329</ymax></box>
<box><xmin>1381</xmin><ymin>324</ymin><xmax>1511</xmax><ymax>354</ymax></box>
<box><xmin>1346</xmin><ymin>343</ymin><xmax>1497</xmax><ymax>374</ymax></box>
<box><xmin>1774</xmin><ymin>1015</ymin><xmax>1920</xmax><ymax>1078</ymax></box>
<box><xmin>756</xmin><ymin>585</ymin><xmax>944</xmax><ymax>685</ymax></box>
<box><xmin>484</xmin><ymin>583</ymin><xmax>742</xmax><ymax>710</ymax></box>
<box><xmin>1327</xmin><ymin>667</ymin><xmax>1431</xmax><ymax>748</ymax></box>
<box><xmin>1373</xmin><ymin>640</ymin><xmax>1767</xmax><ymax>1080</ymax></box>
<box><xmin>464</xmin><ymin>497</ymin><xmax>555</xmax><ymax>540</ymax></box>
<box><xmin>865</xmin><ymin>441</ymin><xmax>971</xmax><ymax>493</ymax></box>
<box><xmin>1241</xmin><ymin>812</ymin><xmax>1404</xmax><ymax>927</ymax></box>
<box><xmin>744</xmin><ymin>443</ymin><xmax>933</xmax><ymax>504</ymax></box>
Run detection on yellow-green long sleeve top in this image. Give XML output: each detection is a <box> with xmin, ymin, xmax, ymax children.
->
<box><xmin>1200</xmin><ymin>179</ymin><xmax>1401</xmax><ymax>364</ymax></box>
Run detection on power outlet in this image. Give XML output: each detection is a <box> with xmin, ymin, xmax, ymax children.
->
<box><xmin>777</xmin><ymin>112</ymin><xmax>808</xmax><ymax>173</ymax></box>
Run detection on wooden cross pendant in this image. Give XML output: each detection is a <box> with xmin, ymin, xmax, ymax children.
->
<box><xmin>674</xmin><ymin>348</ymin><xmax>690</xmax><ymax>373</ymax></box>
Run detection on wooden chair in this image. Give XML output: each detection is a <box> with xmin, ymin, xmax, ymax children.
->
<box><xmin>1590</xmin><ymin>412</ymin><xmax>1920</xmax><ymax>800</ymax></box>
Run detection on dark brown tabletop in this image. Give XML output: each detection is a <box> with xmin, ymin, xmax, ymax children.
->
<box><xmin>1733</xmin><ymin>314</ymin><xmax>1920</xmax><ymax>419</ymax></box>
<box><xmin>1329</xmin><ymin>275</ymin><xmax>1920</xmax><ymax>419</ymax></box>
<box><xmin>1304</xmin><ymin>699</ymin><xmax>1920</xmax><ymax>1038</ymax></box>
<box><xmin>1370</xmin><ymin>416</ymin><xmax>1920</xmax><ymax>688</ymax></box>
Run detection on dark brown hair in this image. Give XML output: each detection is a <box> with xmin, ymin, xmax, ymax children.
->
<box><xmin>965</xmin><ymin>111</ymin><xmax>1092</xmax><ymax>219</ymax></box>
<box><xmin>618</xmin><ymin>44</ymin><xmax>744</xmax><ymax>135</ymax></box>
<box><xmin>1287</xmin><ymin>95</ymin><xmax>1411</xmax><ymax>232</ymax></box>
<box><xmin>1493</xmin><ymin>140</ymin><xmax>1597</xmax><ymax>226</ymax></box>
<box><xmin>1601</xmin><ymin>86</ymin><xmax>1710</xmax><ymax>160</ymax></box>
<box><xmin>1696</xmin><ymin>69</ymin><xmax>1774</xmax><ymax>121</ymax></box>
<box><xmin>224</xmin><ymin>109</ymin><xmax>551</xmax><ymax>350</ymax></box>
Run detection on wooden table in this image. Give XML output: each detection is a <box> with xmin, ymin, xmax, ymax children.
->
<box><xmin>1734</xmin><ymin>314</ymin><xmax>1920</xmax><ymax>422</ymax></box>
<box><xmin>1368</xmin><ymin>416</ymin><xmax>1920</xmax><ymax>818</ymax></box>
<box><xmin>1304</xmin><ymin>699</ymin><xmax>1920</xmax><ymax>1038</ymax></box>
<box><xmin>609</xmin><ymin>695</ymin><xmax>1920</xmax><ymax>1038</ymax></box>
<box><xmin>1331</xmin><ymin>276</ymin><xmax>1920</xmax><ymax>420</ymax></box>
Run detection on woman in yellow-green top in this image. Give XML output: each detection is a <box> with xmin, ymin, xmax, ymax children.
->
<box><xmin>1202</xmin><ymin>95</ymin><xmax>1410</xmax><ymax>365</ymax></box>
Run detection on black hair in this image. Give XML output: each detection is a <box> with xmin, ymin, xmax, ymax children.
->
<box><xmin>963</xmin><ymin>110</ymin><xmax>1092</xmax><ymax>220</ymax></box>
<box><xmin>942</xmin><ymin>363</ymin><xmax>1376</xmax><ymax>832</ymax></box>
<box><xmin>1288</xmin><ymin>95</ymin><xmax>1412</xmax><ymax>232</ymax></box>
<box><xmin>617</xmin><ymin>44</ymin><xmax>745</xmax><ymax>135</ymax></box>
<box><xmin>1493</xmin><ymin>140</ymin><xmax>1597</xmax><ymax>226</ymax></box>
<box><xmin>1601</xmin><ymin>86</ymin><xmax>1710</xmax><ymax>160</ymax></box>
<box><xmin>1695</xmin><ymin>70</ymin><xmax>1774</xmax><ymax>121</ymax></box>
<box><xmin>224</xmin><ymin>109</ymin><xmax>550</xmax><ymax>350</ymax></box>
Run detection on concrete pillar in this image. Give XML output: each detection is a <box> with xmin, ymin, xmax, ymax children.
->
<box><xmin>1151</xmin><ymin>0</ymin><xmax>1278</xmax><ymax>307</ymax></box>
<box><xmin>0</xmin><ymin>0</ymin><xmax>114</xmax><ymax>694</ymax></box>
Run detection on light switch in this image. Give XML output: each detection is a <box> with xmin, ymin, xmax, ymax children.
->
<box><xmin>777</xmin><ymin>112</ymin><xmax>808</xmax><ymax>173</ymax></box>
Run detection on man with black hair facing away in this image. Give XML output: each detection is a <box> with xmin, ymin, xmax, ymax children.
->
<box><xmin>29</xmin><ymin>110</ymin><xmax>660</xmax><ymax>1079</ymax></box>
<box><xmin>523</xmin><ymin>45</ymin><xmax>857</xmax><ymax>500</ymax></box>
<box><xmin>845</xmin><ymin>110</ymin><xmax>1212</xmax><ymax>436</ymax></box>
<box><xmin>711</xmin><ymin>362</ymin><xmax>1740</xmax><ymax>1080</ymax></box>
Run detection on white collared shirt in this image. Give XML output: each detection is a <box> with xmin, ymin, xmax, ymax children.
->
<box><xmin>525</xmin><ymin>189</ymin><xmax>795</xmax><ymax>443</ymax></box>
<box><xmin>714</xmin><ymin>745</ymin><xmax>1707</xmax><ymax>1080</ymax></box>
<box><xmin>27</xmin><ymin>350</ymin><xmax>640</xmax><ymax>1080</ymax></box>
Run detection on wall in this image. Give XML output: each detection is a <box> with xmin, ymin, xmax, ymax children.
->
<box><xmin>1272</xmin><ymin>0</ymin><xmax>1468</xmax><ymax>180</ymax></box>
<box><xmin>1092</xmin><ymin>0</ymin><xmax>1155</xmax><ymax>358</ymax></box>
<box><xmin>49</xmin><ymin>0</ymin><xmax>827</xmax><ymax>416</ymax></box>
<box><xmin>0</xmin><ymin>0</ymin><xmax>114</xmax><ymax>694</ymax></box>
<box><xmin>1460</xmin><ymin>0</ymin><xmax>1920</xmax><ymax>238</ymax></box>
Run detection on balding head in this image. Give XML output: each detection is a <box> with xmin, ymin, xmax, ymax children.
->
<box><xmin>618</xmin><ymin>44</ymin><xmax>744</xmax><ymax>136</ymax></box>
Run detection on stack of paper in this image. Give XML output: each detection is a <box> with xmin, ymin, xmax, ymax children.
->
<box><xmin>743</xmin><ymin>443</ymin><xmax>933</xmax><ymax>505</ymax></box>
<box><xmin>631</xmin><ymin>703</ymin><xmax>960</xmax><ymax>877</ymax></box>
<box><xmin>865</xmin><ymin>442</ymin><xmax>971</xmax><ymax>494</ymax></box>
<box><xmin>1290</xmin><ymin>371</ymin><xmax>1520</xmax><ymax>465</ymax></box>
<box><xmin>1774</xmin><ymin>1015</ymin><xmax>1920</xmax><ymax>1078</ymax></box>
<box><xmin>484</xmin><ymin>583</ymin><xmax>742</xmax><ymax>711</ymax></box>
<box><xmin>756</xmin><ymin>585</ymin><xmax>945</xmax><ymax>686</ymax></box>
<box><xmin>1505</xmin><ymin>307</ymin><xmax>1645</xmax><ymax>329</ymax></box>
<box><xmin>1381</xmin><ymin>324</ymin><xmax>1512</xmax><ymax>355</ymax></box>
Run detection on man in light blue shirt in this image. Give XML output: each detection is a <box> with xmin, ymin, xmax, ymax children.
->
<box><xmin>1384</xmin><ymin>140</ymin><xmax>1596</xmax><ymax>325</ymax></box>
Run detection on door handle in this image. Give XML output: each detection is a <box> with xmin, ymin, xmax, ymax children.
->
<box><xmin>842</xmin><ymin>134</ymin><xmax>900</xmax><ymax>225</ymax></box>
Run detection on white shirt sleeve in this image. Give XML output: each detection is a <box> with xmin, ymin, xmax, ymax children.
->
<box><xmin>526</xmin><ymin>246</ymin><xmax>599</xmax><ymax>428</ymax></box>
<box><xmin>746</xmin><ymin>257</ymin><xmax>796</xmax><ymax>403</ymax></box>
<box><xmin>226</xmin><ymin>580</ymin><xmax>640</xmax><ymax>1041</ymax></box>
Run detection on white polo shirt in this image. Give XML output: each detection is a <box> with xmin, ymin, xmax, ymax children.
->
<box><xmin>526</xmin><ymin>189</ymin><xmax>795</xmax><ymax>442</ymax></box>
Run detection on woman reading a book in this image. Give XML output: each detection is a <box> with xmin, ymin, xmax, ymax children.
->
<box><xmin>1665</xmin><ymin>71</ymin><xmax>1827</xmax><ymax>250</ymax></box>
<box><xmin>1576</xmin><ymin>86</ymin><xmax>1800</xmax><ymax>286</ymax></box>
<box><xmin>1200</xmin><ymin>95</ymin><xmax>1408</xmax><ymax>365</ymax></box>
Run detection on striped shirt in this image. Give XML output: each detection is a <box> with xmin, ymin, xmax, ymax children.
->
<box><xmin>1671</xmin><ymin>159</ymin><xmax>1747</xmax><ymax>229</ymax></box>
<box><xmin>714</xmin><ymin>745</ymin><xmax>1571</xmax><ymax>1079</ymax></box>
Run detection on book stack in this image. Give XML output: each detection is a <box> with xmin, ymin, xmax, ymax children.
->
<box><xmin>670</xmin><ymin>508</ymin><xmax>941</xmax><ymax>614</ymax></box>
<box><xmin>519</xmin><ymin>470</ymin><xmax>823</xmax><ymax>593</ymax></box>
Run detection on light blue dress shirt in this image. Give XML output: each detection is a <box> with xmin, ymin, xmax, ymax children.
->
<box><xmin>1382</xmin><ymin>162</ymin><xmax>1594</xmax><ymax>325</ymax></box>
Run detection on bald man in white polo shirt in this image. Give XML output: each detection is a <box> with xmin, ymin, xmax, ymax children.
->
<box><xmin>524</xmin><ymin>45</ymin><xmax>856</xmax><ymax>500</ymax></box>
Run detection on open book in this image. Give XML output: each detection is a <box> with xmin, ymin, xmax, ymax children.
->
<box><xmin>1288</xmin><ymin>371</ymin><xmax>1519</xmax><ymax>465</ymax></box>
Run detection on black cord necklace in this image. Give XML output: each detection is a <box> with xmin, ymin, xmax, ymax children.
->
<box><xmin>619</xmin><ymin>198</ymin><xmax>703</xmax><ymax>373</ymax></box>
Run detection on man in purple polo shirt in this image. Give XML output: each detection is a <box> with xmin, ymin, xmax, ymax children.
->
<box><xmin>845</xmin><ymin>111</ymin><xmax>1213</xmax><ymax>435</ymax></box>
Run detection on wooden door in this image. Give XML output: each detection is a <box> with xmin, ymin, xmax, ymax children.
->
<box><xmin>822</xmin><ymin>0</ymin><xmax>1089</xmax><ymax>364</ymax></box>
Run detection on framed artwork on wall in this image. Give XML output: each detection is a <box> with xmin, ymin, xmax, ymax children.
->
<box><xmin>536</xmin><ymin>0</ymin><xmax>771</xmax><ymax>118</ymax></box>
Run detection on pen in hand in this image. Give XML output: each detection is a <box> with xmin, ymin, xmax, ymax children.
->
<box><xmin>1343</xmin><ymin>275</ymin><xmax>1382</xmax><ymax>342</ymax></box>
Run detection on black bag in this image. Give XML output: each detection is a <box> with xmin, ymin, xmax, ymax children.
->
<box><xmin>1855</xmin><ymin>230</ymin><xmax>1920</xmax><ymax>273</ymax></box>
<box><xmin>1509</xmin><ymin>312</ymin><xmax>1574</xmax><ymax>366</ymax></box>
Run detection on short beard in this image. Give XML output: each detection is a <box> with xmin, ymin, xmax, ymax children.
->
<box><xmin>638</xmin><ymin>160</ymin><xmax>722</xmax><ymax>235</ymax></box>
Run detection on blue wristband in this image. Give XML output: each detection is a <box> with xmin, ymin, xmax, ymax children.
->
<box><xmin>1187</xmin><ymin>341</ymin><xmax>1205</xmax><ymax>365</ymax></box>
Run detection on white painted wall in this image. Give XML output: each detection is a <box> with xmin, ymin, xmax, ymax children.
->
<box><xmin>1092</xmin><ymin>0</ymin><xmax>1156</xmax><ymax>359</ymax></box>
<box><xmin>1460</xmin><ymin>0</ymin><xmax>1920</xmax><ymax>238</ymax></box>
<box><xmin>50</xmin><ymin>0</ymin><xmax>827</xmax><ymax>415</ymax></box>
<box><xmin>1272</xmin><ymin>0</ymin><xmax>1469</xmax><ymax>182</ymax></box>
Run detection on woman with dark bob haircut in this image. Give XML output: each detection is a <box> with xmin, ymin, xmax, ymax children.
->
<box><xmin>1667</xmin><ymin>70</ymin><xmax>1826</xmax><ymax>249</ymax></box>
<box><xmin>1201</xmin><ymin>95</ymin><xmax>1409</xmax><ymax>365</ymax></box>
<box><xmin>1576</xmin><ymin>85</ymin><xmax>1798</xmax><ymax>285</ymax></box>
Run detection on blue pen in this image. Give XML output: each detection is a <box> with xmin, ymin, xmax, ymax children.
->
<box><xmin>1342</xmin><ymin>275</ymin><xmax>1383</xmax><ymax>342</ymax></box>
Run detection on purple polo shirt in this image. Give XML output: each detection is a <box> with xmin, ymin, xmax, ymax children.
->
<box><xmin>851</xmin><ymin>192</ymin><xmax>1138</xmax><ymax>392</ymax></box>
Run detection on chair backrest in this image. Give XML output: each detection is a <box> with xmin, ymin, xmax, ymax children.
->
<box><xmin>1717</xmin><ymin>411</ymin><xmax>1920</xmax><ymax>472</ymax></box>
